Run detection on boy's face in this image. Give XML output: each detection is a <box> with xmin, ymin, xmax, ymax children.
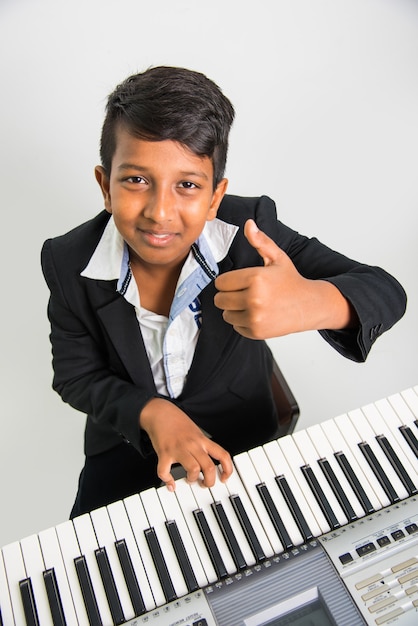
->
<box><xmin>95</xmin><ymin>127</ymin><xmax>228</xmax><ymax>273</ymax></box>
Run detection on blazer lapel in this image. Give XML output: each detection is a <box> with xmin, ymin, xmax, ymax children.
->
<box><xmin>182</xmin><ymin>262</ymin><xmax>236</xmax><ymax>395</ymax></box>
<box><xmin>95</xmin><ymin>286</ymin><xmax>156</xmax><ymax>391</ymax></box>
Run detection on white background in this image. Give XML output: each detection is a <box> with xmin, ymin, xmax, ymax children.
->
<box><xmin>0</xmin><ymin>0</ymin><xmax>417</xmax><ymax>547</ymax></box>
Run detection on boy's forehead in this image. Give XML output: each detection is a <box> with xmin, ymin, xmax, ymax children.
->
<box><xmin>112</xmin><ymin>126</ymin><xmax>214</xmax><ymax>176</ymax></box>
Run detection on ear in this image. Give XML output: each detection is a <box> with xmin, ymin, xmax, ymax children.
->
<box><xmin>94</xmin><ymin>166</ymin><xmax>112</xmax><ymax>213</ymax></box>
<box><xmin>207</xmin><ymin>178</ymin><xmax>228</xmax><ymax>221</ymax></box>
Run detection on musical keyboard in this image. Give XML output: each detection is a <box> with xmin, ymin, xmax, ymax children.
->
<box><xmin>1</xmin><ymin>386</ymin><xmax>418</xmax><ymax>625</ymax></box>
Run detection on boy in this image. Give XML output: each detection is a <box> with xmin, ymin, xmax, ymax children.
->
<box><xmin>41</xmin><ymin>66</ymin><xmax>406</xmax><ymax>518</ymax></box>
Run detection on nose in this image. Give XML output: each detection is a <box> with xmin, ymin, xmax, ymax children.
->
<box><xmin>143</xmin><ymin>186</ymin><xmax>175</xmax><ymax>223</ymax></box>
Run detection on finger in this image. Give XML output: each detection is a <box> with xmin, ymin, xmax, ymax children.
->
<box><xmin>214</xmin><ymin>289</ymin><xmax>246</xmax><ymax>311</ymax></box>
<box><xmin>215</xmin><ymin>266</ymin><xmax>254</xmax><ymax>292</ymax></box>
<box><xmin>157</xmin><ymin>457</ymin><xmax>177</xmax><ymax>492</ymax></box>
<box><xmin>207</xmin><ymin>442</ymin><xmax>234</xmax><ymax>483</ymax></box>
<box><xmin>244</xmin><ymin>219</ymin><xmax>283</xmax><ymax>267</ymax></box>
<box><xmin>197</xmin><ymin>460</ymin><xmax>217</xmax><ymax>488</ymax></box>
<box><xmin>218</xmin><ymin>456</ymin><xmax>234</xmax><ymax>483</ymax></box>
<box><xmin>185</xmin><ymin>460</ymin><xmax>204</xmax><ymax>485</ymax></box>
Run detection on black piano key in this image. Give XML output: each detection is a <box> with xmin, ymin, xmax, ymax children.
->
<box><xmin>165</xmin><ymin>520</ymin><xmax>199</xmax><ymax>593</ymax></box>
<box><xmin>19</xmin><ymin>578</ymin><xmax>40</xmax><ymax>626</ymax></box>
<box><xmin>95</xmin><ymin>547</ymin><xmax>125</xmax><ymax>625</ymax></box>
<box><xmin>74</xmin><ymin>556</ymin><xmax>103</xmax><ymax>626</ymax></box>
<box><xmin>211</xmin><ymin>502</ymin><xmax>247</xmax><ymax>570</ymax></box>
<box><xmin>256</xmin><ymin>483</ymin><xmax>293</xmax><ymax>550</ymax></box>
<box><xmin>114</xmin><ymin>540</ymin><xmax>145</xmax><ymax>616</ymax></box>
<box><xmin>43</xmin><ymin>568</ymin><xmax>67</xmax><ymax>626</ymax></box>
<box><xmin>230</xmin><ymin>494</ymin><xmax>266</xmax><ymax>562</ymax></box>
<box><xmin>318</xmin><ymin>458</ymin><xmax>358</xmax><ymax>523</ymax></box>
<box><xmin>300</xmin><ymin>465</ymin><xmax>340</xmax><ymax>530</ymax></box>
<box><xmin>399</xmin><ymin>425</ymin><xmax>418</xmax><ymax>458</ymax></box>
<box><xmin>143</xmin><ymin>528</ymin><xmax>176</xmax><ymax>603</ymax></box>
<box><xmin>376</xmin><ymin>435</ymin><xmax>418</xmax><ymax>496</ymax></box>
<box><xmin>193</xmin><ymin>509</ymin><xmax>228</xmax><ymax>579</ymax></box>
<box><xmin>358</xmin><ymin>442</ymin><xmax>400</xmax><ymax>504</ymax></box>
<box><xmin>275</xmin><ymin>475</ymin><xmax>314</xmax><ymax>542</ymax></box>
<box><xmin>334</xmin><ymin>451</ymin><xmax>375</xmax><ymax>514</ymax></box>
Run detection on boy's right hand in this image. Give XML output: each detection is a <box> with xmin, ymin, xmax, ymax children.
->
<box><xmin>139</xmin><ymin>398</ymin><xmax>233</xmax><ymax>491</ymax></box>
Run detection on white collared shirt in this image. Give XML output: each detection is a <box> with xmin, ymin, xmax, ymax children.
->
<box><xmin>81</xmin><ymin>216</ymin><xmax>238</xmax><ymax>397</ymax></box>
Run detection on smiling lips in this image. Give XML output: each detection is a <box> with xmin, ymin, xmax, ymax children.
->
<box><xmin>141</xmin><ymin>229</ymin><xmax>177</xmax><ymax>246</ymax></box>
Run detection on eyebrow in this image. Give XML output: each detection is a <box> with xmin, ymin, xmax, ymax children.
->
<box><xmin>117</xmin><ymin>163</ymin><xmax>209</xmax><ymax>180</ymax></box>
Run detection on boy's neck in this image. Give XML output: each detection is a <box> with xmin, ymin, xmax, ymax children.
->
<box><xmin>129</xmin><ymin>256</ymin><xmax>185</xmax><ymax>317</ymax></box>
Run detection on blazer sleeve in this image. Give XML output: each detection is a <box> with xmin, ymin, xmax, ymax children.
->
<box><xmin>41</xmin><ymin>236</ymin><xmax>157</xmax><ymax>456</ymax></box>
<box><xmin>221</xmin><ymin>195</ymin><xmax>407</xmax><ymax>362</ymax></box>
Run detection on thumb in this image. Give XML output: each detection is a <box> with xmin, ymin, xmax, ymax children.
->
<box><xmin>244</xmin><ymin>219</ymin><xmax>281</xmax><ymax>266</ymax></box>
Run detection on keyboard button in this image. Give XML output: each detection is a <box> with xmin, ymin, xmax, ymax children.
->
<box><xmin>356</xmin><ymin>542</ymin><xmax>377</xmax><ymax>557</ymax></box>
<box><xmin>339</xmin><ymin>553</ymin><xmax>353</xmax><ymax>565</ymax></box>
<box><xmin>377</xmin><ymin>536</ymin><xmax>391</xmax><ymax>547</ymax></box>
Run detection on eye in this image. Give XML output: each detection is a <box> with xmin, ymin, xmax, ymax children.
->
<box><xmin>179</xmin><ymin>181</ymin><xmax>198</xmax><ymax>189</ymax></box>
<box><xmin>125</xmin><ymin>175</ymin><xmax>147</xmax><ymax>184</ymax></box>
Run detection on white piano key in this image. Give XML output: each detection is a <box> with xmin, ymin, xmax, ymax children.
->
<box><xmin>233</xmin><ymin>450</ymin><xmax>284</xmax><ymax>554</ymax></box>
<box><xmin>55</xmin><ymin>520</ymin><xmax>91</xmax><ymax>624</ymax></box>
<box><xmin>388</xmin><ymin>392</ymin><xmax>418</xmax><ymax>429</ymax></box>
<box><xmin>333</xmin><ymin>413</ymin><xmax>390</xmax><ymax>508</ymax></box>
<box><xmin>140</xmin><ymin>488</ymin><xmax>189</xmax><ymax>599</ymax></box>
<box><xmin>263</xmin><ymin>439</ymin><xmax>323</xmax><ymax>539</ymax></box>
<box><xmin>0</xmin><ymin>547</ymin><xmax>18</xmax><ymax>626</ymax></box>
<box><xmin>72</xmin><ymin>513</ymin><xmax>113</xmax><ymax>625</ymax></box>
<box><xmin>277</xmin><ymin>435</ymin><xmax>331</xmax><ymax>535</ymax></box>
<box><xmin>318</xmin><ymin>417</ymin><xmax>381</xmax><ymax>513</ymax></box>
<box><xmin>2</xmin><ymin>542</ymin><xmax>31</xmax><ymax>625</ymax></box>
<box><xmin>376</xmin><ymin>395</ymin><xmax>418</xmax><ymax>453</ymax></box>
<box><xmin>90</xmin><ymin>506</ymin><xmax>135</xmax><ymax>621</ymax></box>
<box><xmin>123</xmin><ymin>493</ymin><xmax>166</xmax><ymax>607</ymax></box>
<box><xmin>292</xmin><ymin>429</ymin><xmax>349</xmax><ymax>527</ymax></box>
<box><xmin>348</xmin><ymin>408</ymin><xmax>409</xmax><ymax>501</ymax></box>
<box><xmin>157</xmin><ymin>483</ymin><xmax>208</xmax><ymax>588</ymax></box>
<box><xmin>222</xmin><ymin>465</ymin><xmax>274</xmax><ymax>559</ymax></box>
<box><xmin>189</xmin><ymin>479</ymin><xmax>237</xmax><ymax>575</ymax></box>
<box><xmin>362</xmin><ymin>402</ymin><xmax>418</xmax><ymax>486</ymax></box>
<box><xmin>209</xmin><ymin>469</ymin><xmax>257</xmax><ymax>566</ymax></box>
<box><xmin>248</xmin><ymin>446</ymin><xmax>305</xmax><ymax>547</ymax></box>
<box><xmin>20</xmin><ymin>534</ymin><xmax>54</xmax><ymax>626</ymax></box>
<box><xmin>306</xmin><ymin>423</ymin><xmax>365</xmax><ymax>519</ymax></box>
<box><xmin>172</xmin><ymin>478</ymin><xmax>218</xmax><ymax>583</ymax></box>
<box><xmin>38</xmin><ymin>526</ymin><xmax>79</xmax><ymax>626</ymax></box>
<box><xmin>375</xmin><ymin>395</ymin><xmax>418</xmax><ymax>467</ymax></box>
<box><xmin>401</xmin><ymin>387</ymin><xmax>418</xmax><ymax>420</ymax></box>
<box><xmin>106</xmin><ymin>499</ymin><xmax>155</xmax><ymax>612</ymax></box>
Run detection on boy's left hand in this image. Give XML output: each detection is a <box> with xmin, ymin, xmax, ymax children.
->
<box><xmin>214</xmin><ymin>219</ymin><xmax>354</xmax><ymax>339</ymax></box>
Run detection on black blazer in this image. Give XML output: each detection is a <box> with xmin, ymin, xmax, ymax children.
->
<box><xmin>41</xmin><ymin>195</ymin><xmax>406</xmax><ymax>457</ymax></box>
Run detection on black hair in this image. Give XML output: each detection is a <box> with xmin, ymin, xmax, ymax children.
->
<box><xmin>100</xmin><ymin>66</ymin><xmax>235</xmax><ymax>187</ymax></box>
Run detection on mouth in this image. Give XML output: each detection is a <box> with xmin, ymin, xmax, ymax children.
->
<box><xmin>140</xmin><ymin>229</ymin><xmax>177</xmax><ymax>247</ymax></box>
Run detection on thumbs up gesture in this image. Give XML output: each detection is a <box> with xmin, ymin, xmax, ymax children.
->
<box><xmin>214</xmin><ymin>219</ymin><xmax>355</xmax><ymax>339</ymax></box>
